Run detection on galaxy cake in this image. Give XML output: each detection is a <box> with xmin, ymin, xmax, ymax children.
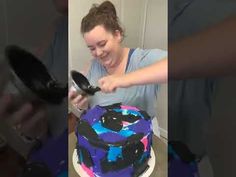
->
<box><xmin>75</xmin><ymin>103</ymin><xmax>153</xmax><ymax>177</ymax></box>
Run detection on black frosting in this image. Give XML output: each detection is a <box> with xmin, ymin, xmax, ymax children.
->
<box><xmin>120</xmin><ymin>114</ymin><xmax>140</xmax><ymax>123</ymax></box>
<box><xmin>77</xmin><ymin>145</ymin><xmax>94</xmax><ymax>167</ymax></box>
<box><xmin>133</xmin><ymin>158</ymin><xmax>149</xmax><ymax>177</ymax></box>
<box><xmin>77</xmin><ymin>120</ymin><xmax>109</xmax><ymax>150</ymax></box>
<box><xmin>122</xmin><ymin>141</ymin><xmax>144</xmax><ymax>164</ymax></box>
<box><xmin>100</xmin><ymin>103</ymin><xmax>121</xmax><ymax>110</ymax></box>
<box><xmin>100</xmin><ymin>104</ymin><xmax>142</xmax><ymax>132</ymax></box>
<box><xmin>100</xmin><ymin>140</ymin><xmax>147</xmax><ymax>175</ymax></box>
<box><xmin>77</xmin><ymin>120</ymin><xmax>99</xmax><ymax>140</ymax></box>
<box><xmin>139</xmin><ymin>110</ymin><xmax>151</xmax><ymax>120</ymax></box>
<box><xmin>100</xmin><ymin>135</ymin><xmax>145</xmax><ymax>173</ymax></box>
<box><xmin>102</xmin><ymin>103</ymin><xmax>151</xmax><ymax>121</ymax></box>
<box><xmin>101</xmin><ymin>112</ymin><xmax>123</xmax><ymax>132</ymax></box>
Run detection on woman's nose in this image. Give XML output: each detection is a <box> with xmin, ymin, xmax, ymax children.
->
<box><xmin>95</xmin><ymin>48</ymin><xmax>103</xmax><ymax>57</ymax></box>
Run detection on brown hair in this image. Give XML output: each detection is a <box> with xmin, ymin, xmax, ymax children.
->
<box><xmin>81</xmin><ymin>1</ymin><xmax>124</xmax><ymax>38</ymax></box>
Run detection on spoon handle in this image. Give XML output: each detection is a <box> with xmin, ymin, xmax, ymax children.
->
<box><xmin>94</xmin><ymin>87</ymin><xmax>101</xmax><ymax>92</ymax></box>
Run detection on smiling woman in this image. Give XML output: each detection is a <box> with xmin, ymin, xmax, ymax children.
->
<box><xmin>69</xmin><ymin>1</ymin><xmax>167</xmax><ymax>177</ymax></box>
<box><xmin>83</xmin><ymin>25</ymin><xmax>128</xmax><ymax>72</ymax></box>
<box><xmin>69</xmin><ymin>1</ymin><xmax>167</xmax><ymax>118</ymax></box>
<box><xmin>80</xmin><ymin>1</ymin><xmax>126</xmax><ymax>73</ymax></box>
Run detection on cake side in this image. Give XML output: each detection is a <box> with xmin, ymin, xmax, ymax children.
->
<box><xmin>76</xmin><ymin>103</ymin><xmax>153</xmax><ymax>177</ymax></box>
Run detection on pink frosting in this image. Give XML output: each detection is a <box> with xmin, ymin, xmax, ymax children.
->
<box><xmin>122</xmin><ymin>121</ymin><xmax>131</xmax><ymax>126</ymax></box>
<box><xmin>141</xmin><ymin>136</ymin><xmax>148</xmax><ymax>151</ymax></box>
<box><xmin>81</xmin><ymin>163</ymin><xmax>94</xmax><ymax>177</ymax></box>
<box><xmin>121</xmin><ymin>105</ymin><xmax>139</xmax><ymax>111</ymax></box>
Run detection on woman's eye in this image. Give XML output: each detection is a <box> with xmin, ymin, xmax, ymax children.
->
<box><xmin>89</xmin><ymin>48</ymin><xmax>95</xmax><ymax>51</ymax></box>
<box><xmin>99</xmin><ymin>42</ymin><xmax>106</xmax><ymax>47</ymax></box>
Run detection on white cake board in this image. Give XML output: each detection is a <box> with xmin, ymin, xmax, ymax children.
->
<box><xmin>72</xmin><ymin>147</ymin><xmax>156</xmax><ymax>177</ymax></box>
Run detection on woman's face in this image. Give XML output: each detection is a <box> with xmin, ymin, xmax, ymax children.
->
<box><xmin>83</xmin><ymin>25</ymin><xmax>122</xmax><ymax>69</ymax></box>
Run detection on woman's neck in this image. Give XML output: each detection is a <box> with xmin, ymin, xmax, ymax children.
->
<box><xmin>106</xmin><ymin>47</ymin><xmax>129</xmax><ymax>75</ymax></box>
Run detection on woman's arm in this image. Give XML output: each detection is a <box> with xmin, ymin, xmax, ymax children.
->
<box><xmin>98</xmin><ymin>58</ymin><xmax>167</xmax><ymax>93</ymax></box>
<box><xmin>99</xmin><ymin>16</ymin><xmax>236</xmax><ymax>93</ymax></box>
<box><xmin>169</xmin><ymin>16</ymin><xmax>236</xmax><ymax>79</ymax></box>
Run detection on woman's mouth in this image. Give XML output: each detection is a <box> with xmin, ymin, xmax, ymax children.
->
<box><xmin>100</xmin><ymin>54</ymin><xmax>109</xmax><ymax>61</ymax></box>
<box><xmin>100</xmin><ymin>55</ymin><xmax>110</xmax><ymax>62</ymax></box>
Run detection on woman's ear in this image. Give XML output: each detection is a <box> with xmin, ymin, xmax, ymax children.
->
<box><xmin>114</xmin><ymin>30</ymin><xmax>122</xmax><ymax>42</ymax></box>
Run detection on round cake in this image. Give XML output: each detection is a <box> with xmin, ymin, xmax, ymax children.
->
<box><xmin>76</xmin><ymin>103</ymin><xmax>153</xmax><ymax>177</ymax></box>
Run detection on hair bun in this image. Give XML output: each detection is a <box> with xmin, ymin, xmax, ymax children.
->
<box><xmin>98</xmin><ymin>1</ymin><xmax>117</xmax><ymax>18</ymax></box>
<box><xmin>81</xmin><ymin>0</ymin><xmax>124</xmax><ymax>38</ymax></box>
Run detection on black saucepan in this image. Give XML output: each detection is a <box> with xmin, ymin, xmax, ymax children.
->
<box><xmin>71</xmin><ymin>70</ymin><xmax>101</xmax><ymax>95</ymax></box>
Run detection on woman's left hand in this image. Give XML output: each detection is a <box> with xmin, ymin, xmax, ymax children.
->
<box><xmin>0</xmin><ymin>94</ymin><xmax>48</xmax><ymax>141</ymax></box>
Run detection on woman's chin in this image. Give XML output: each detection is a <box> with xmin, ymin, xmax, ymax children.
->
<box><xmin>100</xmin><ymin>59</ymin><xmax>112</xmax><ymax>67</ymax></box>
<box><xmin>102</xmin><ymin>63</ymin><xmax>111</xmax><ymax>68</ymax></box>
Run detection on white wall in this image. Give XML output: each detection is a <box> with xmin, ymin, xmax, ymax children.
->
<box><xmin>144</xmin><ymin>0</ymin><xmax>167</xmax><ymax>50</ymax></box>
<box><xmin>143</xmin><ymin>0</ymin><xmax>168</xmax><ymax>138</ymax></box>
<box><xmin>69</xmin><ymin>0</ymin><xmax>167</xmax><ymax>138</ymax></box>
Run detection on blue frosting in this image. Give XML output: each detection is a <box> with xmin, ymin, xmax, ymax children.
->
<box><xmin>108</xmin><ymin>146</ymin><xmax>122</xmax><ymax>162</ymax></box>
<box><xmin>113</xmin><ymin>108</ymin><xmax>144</xmax><ymax>119</ymax></box>
<box><xmin>138</xmin><ymin>151</ymin><xmax>149</xmax><ymax>163</ymax></box>
<box><xmin>118</xmin><ymin>128</ymin><xmax>135</xmax><ymax>137</ymax></box>
<box><xmin>92</xmin><ymin>122</ymin><xmax>135</xmax><ymax>137</ymax></box>
<box><xmin>79</xmin><ymin>151</ymin><xmax>83</xmax><ymax>162</ymax></box>
<box><xmin>92</xmin><ymin>122</ymin><xmax>111</xmax><ymax>134</ymax></box>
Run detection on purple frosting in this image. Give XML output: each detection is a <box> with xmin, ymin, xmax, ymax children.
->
<box><xmin>76</xmin><ymin>104</ymin><xmax>153</xmax><ymax>177</ymax></box>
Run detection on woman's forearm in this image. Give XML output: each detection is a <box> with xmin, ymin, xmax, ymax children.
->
<box><xmin>169</xmin><ymin>16</ymin><xmax>236</xmax><ymax>80</ymax></box>
<box><xmin>126</xmin><ymin>58</ymin><xmax>168</xmax><ymax>86</ymax></box>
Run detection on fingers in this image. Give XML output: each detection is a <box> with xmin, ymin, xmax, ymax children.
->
<box><xmin>69</xmin><ymin>85</ymin><xmax>89</xmax><ymax>111</ymax></box>
<box><xmin>0</xmin><ymin>65</ymin><xmax>10</xmax><ymax>93</ymax></box>
<box><xmin>72</xmin><ymin>94</ymin><xmax>88</xmax><ymax>110</ymax></box>
<box><xmin>98</xmin><ymin>77</ymin><xmax>105</xmax><ymax>86</ymax></box>
<box><xmin>0</xmin><ymin>94</ymin><xmax>12</xmax><ymax>119</ymax></box>
<box><xmin>21</xmin><ymin>109</ymin><xmax>47</xmax><ymax>139</ymax></box>
<box><xmin>98</xmin><ymin>77</ymin><xmax>117</xmax><ymax>93</ymax></box>
<box><xmin>0</xmin><ymin>93</ymin><xmax>48</xmax><ymax>140</ymax></box>
<box><xmin>9</xmin><ymin>102</ymin><xmax>47</xmax><ymax>139</ymax></box>
<box><xmin>8</xmin><ymin>103</ymin><xmax>33</xmax><ymax>126</ymax></box>
<box><xmin>72</xmin><ymin>94</ymin><xmax>83</xmax><ymax>105</ymax></box>
<box><xmin>69</xmin><ymin>86</ymin><xmax>77</xmax><ymax>99</ymax></box>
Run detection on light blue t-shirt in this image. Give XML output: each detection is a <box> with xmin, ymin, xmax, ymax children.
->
<box><xmin>87</xmin><ymin>48</ymin><xmax>167</xmax><ymax>118</ymax></box>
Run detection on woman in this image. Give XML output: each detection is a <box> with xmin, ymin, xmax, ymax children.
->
<box><xmin>69</xmin><ymin>1</ymin><xmax>167</xmax><ymax>120</ymax></box>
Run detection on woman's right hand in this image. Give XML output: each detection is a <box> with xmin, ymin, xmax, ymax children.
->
<box><xmin>68</xmin><ymin>87</ymin><xmax>89</xmax><ymax>111</ymax></box>
<box><xmin>98</xmin><ymin>74</ymin><xmax>131</xmax><ymax>93</ymax></box>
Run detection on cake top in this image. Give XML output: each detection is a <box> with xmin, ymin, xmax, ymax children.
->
<box><xmin>77</xmin><ymin>103</ymin><xmax>152</xmax><ymax>147</ymax></box>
